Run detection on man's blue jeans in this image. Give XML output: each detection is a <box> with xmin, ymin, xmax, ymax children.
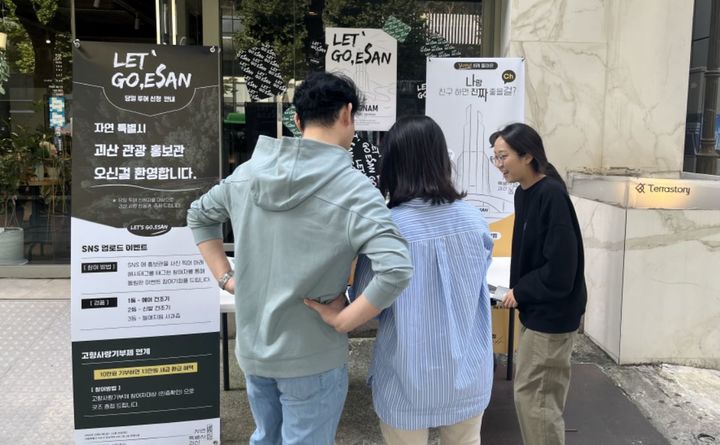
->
<box><xmin>245</xmin><ymin>365</ymin><xmax>349</xmax><ymax>445</ymax></box>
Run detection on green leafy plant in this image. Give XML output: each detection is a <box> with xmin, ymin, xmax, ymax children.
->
<box><xmin>0</xmin><ymin>126</ymin><xmax>33</xmax><ymax>227</ymax></box>
<box><xmin>0</xmin><ymin>124</ymin><xmax>70</xmax><ymax>226</ymax></box>
<box><xmin>234</xmin><ymin>0</ymin><xmax>310</xmax><ymax>82</ymax></box>
<box><xmin>0</xmin><ymin>50</ymin><xmax>9</xmax><ymax>95</ymax></box>
<box><xmin>1</xmin><ymin>0</ymin><xmax>68</xmax><ymax>88</ymax></box>
<box><xmin>30</xmin><ymin>0</ymin><xmax>57</xmax><ymax>25</ymax></box>
<box><xmin>0</xmin><ymin>1</ymin><xmax>36</xmax><ymax>75</ymax></box>
<box><xmin>37</xmin><ymin>133</ymin><xmax>71</xmax><ymax>215</ymax></box>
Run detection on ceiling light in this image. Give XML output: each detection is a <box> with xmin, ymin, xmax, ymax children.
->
<box><xmin>93</xmin><ymin>0</ymin><xmax>100</xmax><ymax>8</ymax></box>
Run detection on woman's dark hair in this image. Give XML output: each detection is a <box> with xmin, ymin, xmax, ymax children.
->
<box><xmin>380</xmin><ymin>115</ymin><xmax>466</xmax><ymax>208</ymax></box>
<box><xmin>489</xmin><ymin>123</ymin><xmax>566</xmax><ymax>190</ymax></box>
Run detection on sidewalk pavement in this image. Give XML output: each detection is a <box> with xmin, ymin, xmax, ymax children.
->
<box><xmin>1</xmin><ymin>278</ymin><xmax>719</xmax><ymax>445</ymax></box>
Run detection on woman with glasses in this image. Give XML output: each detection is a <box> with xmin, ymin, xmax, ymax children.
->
<box><xmin>354</xmin><ymin>115</ymin><xmax>494</xmax><ymax>444</ymax></box>
<box><xmin>491</xmin><ymin>123</ymin><xmax>587</xmax><ymax>445</ymax></box>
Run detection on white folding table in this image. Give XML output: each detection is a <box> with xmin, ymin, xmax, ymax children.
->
<box><xmin>219</xmin><ymin>256</ymin><xmax>514</xmax><ymax>389</ymax></box>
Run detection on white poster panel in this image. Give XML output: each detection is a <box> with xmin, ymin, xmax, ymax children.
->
<box><xmin>426</xmin><ymin>58</ymin><xmax>524</xmax><ymax>256</ymax></box>
<box><xmin>70</xmin><ymin>221</ymin><xmax>216</xmax><ymax>342</ymax></box>
<box><xmin>325</xmin><ymin>28</ymin><xmax>397</xmax><ymax>131</ymax></box>
<box><xmin>72</xmin><ymin>42</ymin><xmax>220</xmax><ymax>444</ymax></box>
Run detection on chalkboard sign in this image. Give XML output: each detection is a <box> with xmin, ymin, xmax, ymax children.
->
<box><xmin>237</xmin><ymin>44</ymin><xmax>287</xmax><ymax>101</ymax></box>
<box><xmin>308</xmin><ymin>40</ymin><xmax>327</xmax><ymax>71</ymax></box>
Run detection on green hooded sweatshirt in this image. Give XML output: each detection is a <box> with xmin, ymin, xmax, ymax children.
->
<box><xmin>187</xmin><ymin>136</ymin><xmax>413</xmax><ymax>378</ymax></box>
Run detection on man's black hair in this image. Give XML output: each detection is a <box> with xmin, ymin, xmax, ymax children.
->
<box><xmin>380</xmin><ymin>115</ymin><xmax>466</xmax><ymax>208</ymax></box>
<box><xmin>293</xmin><ymin>71</ymin><xmax>362</xmax><ymax>129</ymax></box>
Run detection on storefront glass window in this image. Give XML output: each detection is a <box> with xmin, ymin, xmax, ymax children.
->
<box><xmin>219</xmin><ymin>0</ymin><xmax>484</xmax><ymax>244</ymax></box>
<box><xmin>684</xmin><ymin>0</ymin><xmax>720</xmax><ymax>175</ymax></box>
<box><xmin>0</xmin><ymin>0</ymin><xmax>487</xmax><ymax>268</ymax></box>
<box><xmin>0</xmin><ymin>1</ymin><xmax>159</xmax><ymax>269</ymax></box>
<box><xmin>0</xmin><ymin>1</ymin><xmax>73</xmax><ymax>266</ymax></box>
<box><xmin>220</xmin><ymin>0</ymin><xmax>484</xmax><ymax>174</ymax></box>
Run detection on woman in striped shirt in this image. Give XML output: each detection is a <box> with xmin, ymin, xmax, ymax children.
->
<box><xmin>354</xmin><ymin>115</ymin><xmax>495</xmax><ymax>444</ymax></box>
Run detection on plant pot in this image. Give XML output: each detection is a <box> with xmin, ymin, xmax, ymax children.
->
<box><xmin>0</xmin><ymin>227</ymin><xmax>29</xmax><ymax>265</ymax></box>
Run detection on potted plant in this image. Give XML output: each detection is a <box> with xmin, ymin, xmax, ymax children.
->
<box><xmin>0</xmin><ymin>128</ymin><xmax>32</xmax><ymax>265</ymax></box>
<box><xmin>31</xmin><ymin>128</ymin><xmax>71</xmax><ymax>261</ymax></box>
<box><xmin>39</xmin><ymin>137</ymin><xmax>70</xmax><ymax>212</ymax></box>
<box><xmin>39</xmin><ymin>132</ymin><xmax>71</xmax><ymax>260</ymax></box>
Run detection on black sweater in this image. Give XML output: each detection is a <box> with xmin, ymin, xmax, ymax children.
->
<box><xmin>510</xmin><ymin>177</ymin><xmax>587</xmax><ymax>333</ymax></box>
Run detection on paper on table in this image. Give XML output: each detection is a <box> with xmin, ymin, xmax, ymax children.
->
<box><xmin>491</xmin><ymin>286</ymin><xmax>510</xmax><ymax>304</ymax></box>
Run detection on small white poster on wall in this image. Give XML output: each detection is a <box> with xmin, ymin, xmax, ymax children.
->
<box><xmin>325</xmin><ymin>28</ymin><xmax>397</xmax><ymax>131</ymax></box>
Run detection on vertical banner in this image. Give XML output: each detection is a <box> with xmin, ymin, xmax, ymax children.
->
<box><xmin>71</xmin><ymin>42</ymin><xmax>220</xmax><ymax>445</ymax></box>
<box><xmin>325</xmin><ymin>28</ymin><xmax>397</xmax><ymax>131</ymax></box>
<box><xmin>426</xmin><ymin>58</ymin><xmax>524</xmax><ymax>256</ymax></box>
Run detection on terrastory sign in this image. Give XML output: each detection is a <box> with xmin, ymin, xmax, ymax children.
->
<box><xmin>634</xmin><ymin>182</ymin><xmax>691</xmax><ymax>195</ymax></box>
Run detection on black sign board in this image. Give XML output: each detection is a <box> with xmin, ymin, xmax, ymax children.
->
<box><xmin>308</xmin><ymin>40</ymin><xmax>328</xmax><ymax>71</ymax></box>
<box><xmin>72</xmin><ymin>42</ymin><xmax>220</xmax><ymax>229</ymax></box>
<box><xmin>349</xmin><ymin>133</ymin><xmax>382</xmax><ymax>188</ymax></box>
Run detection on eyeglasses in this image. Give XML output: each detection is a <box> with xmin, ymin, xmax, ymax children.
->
<box><xmin>490</xmin><ymin>154</ymin><xmax>510</xmax><ymax>165</ymax></box>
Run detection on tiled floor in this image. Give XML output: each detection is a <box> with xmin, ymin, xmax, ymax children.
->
<box><xmin>2</xmin><ymin>283</ymin><xmax>718</xmax><ymax>445</ymax></box>
<box><xmin>0</xmin><ymin>279</ymin><xmax>71</xmax><ymax>300</ymax></box>
<box><xmin>0</xmin><ymin>301</ymin><xmax>74</xmax><ymax>444</ymax></box>
<box><xmin>0</xmin><ymin>299</ymin><xmax>670</xmax><ymax>445</ymax></box>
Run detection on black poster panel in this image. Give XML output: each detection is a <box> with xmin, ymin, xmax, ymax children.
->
<box><xmin>237</xmin><ymin>44</ymin><xmax>287</xmax><ymax>101</ymax></box>
<box><xmin>308</xmin><ymin>40</ymin><xmax>328</xmax><ymax>71</ymax></box>
<box><xmin>72</xmin><ymin>333</ymin><xmax>219</xmax><ymax>430</ymax></box>
<box><xmin>72</xmin><ymin>42</ymin><xmax>220</xmax><ymax>229</ymax></box>
<box><xmin>349</xmin><ymin>133</ymin><xmax>382</xmax><ymax>188</ymax></box>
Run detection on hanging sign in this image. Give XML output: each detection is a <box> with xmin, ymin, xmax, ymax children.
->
<box><xmin>325</xmin><ymin>28</ymin><xmax>397</xmax><ymax>131</ymax></box>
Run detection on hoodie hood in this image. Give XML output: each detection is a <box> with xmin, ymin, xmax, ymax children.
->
<box><xmin>249</xmin><ymin>136</ymin><xmax>352</xmax><ymax>211</ymax></box>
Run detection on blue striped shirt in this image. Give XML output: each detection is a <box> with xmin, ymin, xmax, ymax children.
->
<box><xmin>354</xmin><ymin>198</ymin><xmax>495</xmax><ymax>429</ymax></box>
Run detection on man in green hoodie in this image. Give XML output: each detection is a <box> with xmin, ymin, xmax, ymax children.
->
<box><xmin>187</xmin><ymin>71</ymin><xmax>413</xmax><ymax>445</ymax></box>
